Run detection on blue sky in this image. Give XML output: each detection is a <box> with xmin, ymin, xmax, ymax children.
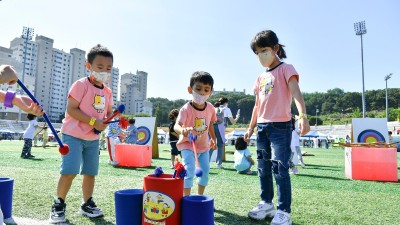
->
<box><xmin>1</xmin><ymin>0</ymin><xmax>399</xmax><ymax>100</ymax></box>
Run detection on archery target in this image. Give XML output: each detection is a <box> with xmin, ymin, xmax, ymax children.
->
<box><xmin>357</xmin><ymin>129</ymin><xmax>385</xmax><ymax>143</ymax></box>
<box><xmin>136</xmin><ymin>126</ymin><xmax>151</xmax><ymax>145</ymax></box>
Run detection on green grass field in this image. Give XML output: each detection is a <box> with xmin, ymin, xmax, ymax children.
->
<box><xmin>0</xmin><ymin>141</ymin><xmax>399</xmax><ymax>225</ymax></box>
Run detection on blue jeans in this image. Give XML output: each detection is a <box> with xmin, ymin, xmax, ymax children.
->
<box><xmin>256</xmin><ymin>121</ymin><xmax>292</xmax><ymax>213</ymax></box>
<box><xmin>209</xmin><ymin>124</ymin><xmax>224</xmax><ymax>166</ymax></box>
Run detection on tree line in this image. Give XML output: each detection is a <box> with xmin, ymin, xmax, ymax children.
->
<box><xmin>148</xmin><ymin>88</ymin><xmax>400</xmax><ymax>127</ymax></box>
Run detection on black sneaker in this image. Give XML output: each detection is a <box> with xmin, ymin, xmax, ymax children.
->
<box><xmin>79</xmin><ymin>197</ymin><xmax>103</xmax><ymax>218</ymax></box>
<box><xmin>27</xmin><ymin>154</ymin><xmax>35</xmax><ymax>158</ymax></box>
<box><xmin>49</xmin><ymin>197</ymin><xmax>66</xmax><ymax>224</ymax></box>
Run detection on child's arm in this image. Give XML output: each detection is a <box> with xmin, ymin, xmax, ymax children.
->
<box><xmin>208</xmin><ymin>121</ymin><xmax>216</xmax><ymax>150</ymax></box>
<box><xmin>288</xmin><ymin>76</ymin><xmax>310</xmax><ymax>136</ymax></box>
<box><xmin>247</xmin><ymin>156</ymin><xmax>255</xmax><ymax>165</ymax></box>
<box><xmin>66</xmin><ymin>96</ymin><xmax>108</xmax><ymax>131</ymax></box>
<box><xmin>174</xmin><ymin>121</ymin><xmax>192</xmax><ymax>137</ymax></box>
<box><xmin>0</xmin><ymin>91</ymin><xmax>43</xmax><ymax>116</ymax></box>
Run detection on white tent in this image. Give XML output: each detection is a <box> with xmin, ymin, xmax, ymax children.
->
<box><xmin>157</xmin><ymin>128</ymin><xmax>167</xmax><ymax>143</ymax></box>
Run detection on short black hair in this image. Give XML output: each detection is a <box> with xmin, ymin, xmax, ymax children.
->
<box><xmin>168</xmin><ymin>109</ymin><xmax>179</xmax><ymax>120</ymax></box>
<box><xmin>218</xmin><ymin>96</ymin><xmax>228</xmax><ymax>105</ymax></box>
<box><xmin>128</xmin><ymin>118</ymin><xmax>136</xmax><ymax>124</ymax></box>
<box><xmin>190</xmin><ymin>71</ymin><xmax>214</xmax><ymax>88</ymax></box>
<box><xmin>87</xmin><ymin>44</ymin><xmax>113</xmax><ymax>64</ymax></box>
<box><xmin>235</xmin><ymin>136</ymin><xmax>247</xmax><ymax>150</ymax></box>
<box><xmin>27</xmin><ymin>114</ymin><xmax>36</xmax><ymax>120</ymax></box>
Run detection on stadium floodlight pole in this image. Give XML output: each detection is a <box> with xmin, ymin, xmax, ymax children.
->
<box><xmin>385</xmin><ymin>73</ymin><xmax>393</xmax><ymax>121</ymax></box>
<box><xmin>354</xmin><ymin>21</ymin><xmax>367</xmax><ymax>118</ymax></box>
<box><xmin>316</xmin><ymin>108</ymin><xmax>319</xmax><ymax>126</ymax></box>
<box><xmin>18</xmin><ymin>26</ymin><xmax>34</xmax><ymax>121</ymax></box>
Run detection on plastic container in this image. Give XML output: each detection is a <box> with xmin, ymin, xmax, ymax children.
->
<box><xmin>115</xmin><ymin>144</ymin><xmax>152</xmax><ymax>167</ymax></box>
<box><xmin>345</xmin><ymin>147</ymin><xmax>398</xmax><ymax>182</ymax></box>
<box><xmin>115</xmin><ymin>189</ymin><xmax>143</xmax><ymax>225</ymax></box>
<box><xmin>0</xmin><ymin>177</ymin><xmax>14</xmax><ymax>219</ymax></box>
<box><xmin>182</xmin><ymin>195</ymin><xmax>214</xmax><ymax>225</ymax></box>
<box><xmin>142</xmin><ymin>174</ymin><xmax>183</xmax><ymax>225</ymax></box>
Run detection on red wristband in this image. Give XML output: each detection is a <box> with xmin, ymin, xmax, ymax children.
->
<box><xmin>4</xmin><ymin>91</ymin><xmax>16</xmax><ymax>108</ymax></box>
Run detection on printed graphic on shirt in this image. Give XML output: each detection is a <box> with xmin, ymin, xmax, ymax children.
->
<box><xmin>194</xmin><ymin>117</ymin><xmax>207</xmax><ymax>135</ymax></box>
<box><xmin>93</xmin><ymin>94</ymin><xmax>106</xmax><ymax>113</ymax></box>
<box><xmin>259</xmin><ymin>76</ymin><xmax>274</xmax><ymax>95</ymax></box>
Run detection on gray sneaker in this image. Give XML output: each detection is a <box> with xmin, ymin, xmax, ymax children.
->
<box><xmin>248</xmin><ymin>201</ymin><xmax>276</xmax><ymax>220</ymax></box>
<box><xmin>78</xmin><ymin>197</ymin><xmax>103</xmax><ymax>218</ymax></box>
<box><xmin>49</xmin><ymin>197</ymin><xmax>66</xmax><ymax>224</ymax></box>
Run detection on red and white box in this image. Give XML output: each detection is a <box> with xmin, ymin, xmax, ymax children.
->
<box><xmin>115</xmin><ymin>144</ymin><xmax>152</xmax><ymax>167</ymax></box>
<box><xmin>345</xmin><ymin>147</ymin><xmax>398</xmax><ymax>182</ymax></box>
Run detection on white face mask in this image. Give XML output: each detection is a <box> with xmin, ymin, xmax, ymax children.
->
<box><xmin>90</xmin><ymin>70</ymin><xmax>110</xmax><ymax>83</ymax></box>
<box><xmin>192</xmin><ymin>91</ymin><xmax>210</xmax><ymax>105</ymax></box>
<box><xmin>258</xmin><ymin>50</ymin><xmax>275</xmax><ymax>68</ymax></box>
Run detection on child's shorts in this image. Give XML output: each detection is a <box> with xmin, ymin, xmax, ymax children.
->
<box><xmin>170</xmin><ymin>141</ymin><xmax>181</xmax><ymax>156</ymax></box>
<box><xmin>181</xmin><ymin>149</ymin><xmax>210</xmax><ymax>188</ymax></box>
<box><xmin>60</xmin><ymin>133</ymin><xmax>100</xmax><ymax>176</ymax></box>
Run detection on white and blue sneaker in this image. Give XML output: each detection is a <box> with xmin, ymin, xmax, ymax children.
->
<box><xmin>49</xmin><ymin>197</ymin><xmax>66</xmax><ymax>224</ymax></box>
<box><xmin>271</xmin><ymin>210</ymin><xmax>292</xmax><ymax>225</ymax></box>
<box><xmin>248</xmin><ymin>201</ymin><xmax>276</xmax><ymax>220</ymax></box>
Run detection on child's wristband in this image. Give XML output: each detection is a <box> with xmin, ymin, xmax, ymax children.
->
<box><xmin>4</xmin><ymin>91</ymin><xmax>16</xmax><ymax>108</ymax></box>
<box><xmin>89</xmin><ymin>117</ymin><xmax>96</xmax><ymax>126</ymax></box>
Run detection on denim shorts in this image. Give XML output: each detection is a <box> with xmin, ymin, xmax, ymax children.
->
<box><xmin>60</xmin><ymin>133</ymin><xmax>100</xmax><ymax>176</ymax></box>
<box><xmin>181</xmin><ymin>149</ymin><xmax>210</xmax><ymax>188</ymax></box>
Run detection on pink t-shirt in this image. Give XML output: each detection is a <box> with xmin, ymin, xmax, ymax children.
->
<box><xmin>253</xmin><ymin>62</ymin><xmax>298</xmax><ymax>123</ymax></box>
<box><xmin>176</xmin><ymin>102</ymin><xmax>217</xmax><ymax>153</ymax></box>
<box><xmin>61</xmin><ymin>78</ymin><xmax>113</xmax><ymax>140</ymax></box>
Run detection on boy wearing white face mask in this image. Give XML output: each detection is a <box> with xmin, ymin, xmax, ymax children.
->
<box><xmin>49</xmin><ymin>44</ymin><xmax>114</xmax><ymax>223</ymax></box>
<box><xmin>174</xmin><ymin>71</ymin><xmax>217</xmax><ymax>196</ymax></box>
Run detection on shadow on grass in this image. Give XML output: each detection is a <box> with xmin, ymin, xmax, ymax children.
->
<box><xmin>21</xmin><ymin>158</ymin><xmax>44</xmax><ymax>161</ymax></box>
<box><xmin>305</xmin><ymin>163</ymin><xmax>341</xmax><ymax>168</ymax></box>
<box><xmin>295</xmin><ymin>173</ymin><xmax>349</xmax><ymax>181</ymax></box>
<box><xmin>89</xmin><ymin>217</ymin><xmax>114</xmax><ymax>225</ymax></box>
<box><xmin>115</xmin><ymin>165</ymin><xmax>156</xmax><ymax>170</ymax></box>
<box><xmin>214</xmin><ymin>209</ymin><xmax>271</xmax><ymax>224</ymax></box>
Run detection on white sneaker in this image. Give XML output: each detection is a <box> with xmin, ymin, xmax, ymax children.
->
<box><xmin>248</xmin><ymin>201</ymin><xmax>276</xmax><ymax>220</ymax></box>
<box><xmin>271</xmin><ymin>210</ymin><xmax>292</xmax><ymax>225</ymax></box>
<box><xmin>300</xmin><ymin>162</ymin><xmax>305</xmax><ymax>168</ymax></box>
<box><xmin>217</xmin><ymin>164</ymin><xmax>224</xmax><ymax>169</ymax></box>
<box><xmin>108</xmin><ymin>160</ymin><xmax>119</xmax><ymax>166</ymax></box>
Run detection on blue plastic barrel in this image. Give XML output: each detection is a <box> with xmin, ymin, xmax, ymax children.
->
<box><xmin>182</xmin><ymin>195</ymin><xmax>214</xmax><ymax>225</ymax></box>
<box><xmin>115</xmin><ymin>189</ymin><xmax>143</xmax><ymax>225</ymax></box>
<box><xmin>0</xmin><ymin>178</ymin><xmax>14</xmax><ymax>219</ymax></box>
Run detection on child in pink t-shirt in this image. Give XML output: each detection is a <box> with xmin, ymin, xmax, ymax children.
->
<box><xmin>49</xmin><ymin>44</ymin><xmax>114</xmax><ymax>224</ymax></box>
<box><xmin>175</xmin><ymin>71</ymin><xmax>217</xmax><ymax>196</ymax></box>
<box><xmin>244</xmin><ymin>30</ymin><xmax>310</xmax><ymax>225</ymax></box>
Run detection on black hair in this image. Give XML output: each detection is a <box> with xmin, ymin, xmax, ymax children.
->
<box><xmin>168</xmin><ymin>109</ymin><xmax>179</xmax><ymax>120</ymax></box>
<box><xmin>189</xmin><ymin>71</ymin><xmax>214</xmax><ymax>88</ymax></box>
<box><xmin>235</xmin><ymin>136</ymin><xmax>247</xmax><ymax>150</ymax></box>
<box><xmin>218</xmin><ymin>96</ymin><xmax>228</xmax><ymax>105</ymax></box>
<box><xmin>27</xmin><ymin>114</ymin><xmax>36</xmax><ymax>120</ymax></box>
<box><xmin>213</xmin><ymin>101</ymin><xmax>221</xmax><ymax>108</ymax></box>
<box><xmin>128</xmin><ymin>118</ymin><xmax>136</xmax><ymax>124</ymax></box>
<box><xmin>251</xmin><ymin>30</ymin><xmax>287</xmax><ymax>59</ymax></box>
<box><xmin>389</xmin><ymin>131</ymin><xmax>393</xmax><ymax>135</ymax></box>
<box><xmin>87</xmin><ymin>44</ymin><xmax>114</xmax><ymax>64</ymax></box>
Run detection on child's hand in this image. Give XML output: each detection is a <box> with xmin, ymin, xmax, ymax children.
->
<box><xmin>181</xmin><ymin>127</ymin><xmax>192</xmax><ymax>137</ymax></box>
<box><xmin>94</xmin><ymin>119</ymin><xmax>108</xmax><ymax>131</ymax></box>
<box><xmin>13</xmin><ymin>95</ymin><xmax>44</xmax><ymax>116</ymax></box>
<box><xmin>0</xmin><ymin>65</ymin><xmax>18</xmax><ymax>85</ymax></box>
<box><xmin>210</xmin><ymin>138</ymin><xmax>216</xmax><ymax>150</ymax></box>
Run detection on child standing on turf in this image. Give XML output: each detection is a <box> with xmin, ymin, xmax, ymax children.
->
<box><xmin>105</xmin><ymin>109</ymin><xmax>123</xmax><ymax>165</ymax></box>
<box><xmin>174</xmin><ymin>71</ymin><xmax>217</xmax><ymax>196</ymax></box>
<box><xmin>21</xmin><ymin>114</ymin><xmax>45</xmax><ymax>158</ymax></box>
<box><xmin>125</xmin><ymin>118</ymin><xmax>138</xmax><ymax>144</ymax></box>
<box><xmin>49</xmin><ymin>44</ymin><xmax>113</xmax><ymax>224</ymax></box>
<box><xmin>234</xmin><ymin>136</ymin><xmax>255</xmax><ymax>174</ymax></box>
<box><xmin>168</xmin><ymin>109</ymin><xmax>181</xmax><ymax>168</ymax></box>
<box><xmin>244</xmin><ymin>30</ymin><xmax>310</xmax><ymax>225</ymax></box>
